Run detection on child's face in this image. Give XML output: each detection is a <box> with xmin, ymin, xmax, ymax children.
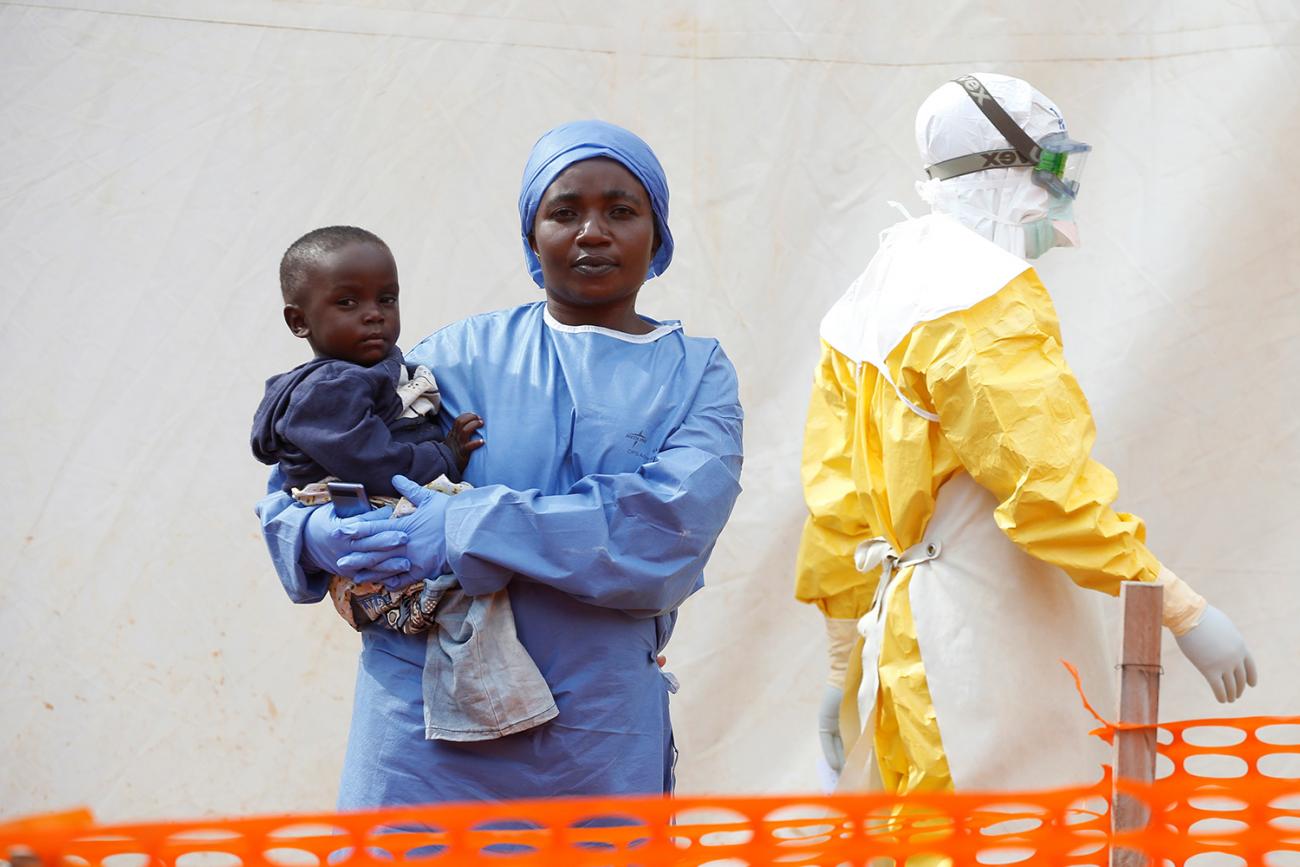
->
<box><xmin>284</xmin><ymin>241</ymin><xmax>400</xmax><ymax>365</ymax></box>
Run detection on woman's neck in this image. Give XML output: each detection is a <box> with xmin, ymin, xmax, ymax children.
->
<box><xmin>544</xmin><ymin>297</ymin><xmax>654</xmax><ymax>334</ymax></box>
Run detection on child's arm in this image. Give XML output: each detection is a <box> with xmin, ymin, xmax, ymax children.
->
<box><xmin>285</xmin><ymin>370</ymin><xmax>462</xmax><ymax>495</ymax></box>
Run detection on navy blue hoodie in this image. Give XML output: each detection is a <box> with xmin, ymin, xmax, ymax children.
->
<box><xmin>250</xmin><ymin>348</ymin><xmax>458</xmax><ymax>497</ymax></box>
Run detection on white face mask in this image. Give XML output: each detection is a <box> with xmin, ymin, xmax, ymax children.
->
<box><xmin>1022</xmin><ymin>195</ymin><xmax>1078</xmax><ymax>259</ymax></box>
<box><xmin>916</xmin><ymin>175</ymin><xmax>1080</xmax><ymax>260</ymax></box>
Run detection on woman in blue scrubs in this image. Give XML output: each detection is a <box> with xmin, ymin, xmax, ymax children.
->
<box><xmin>256</xmin><ymin>120</ymin><xmax>744</xmax><ymax>806</ymax></box>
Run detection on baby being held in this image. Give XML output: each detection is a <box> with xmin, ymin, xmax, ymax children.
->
<box><xmin>252</xmin><ymin>227</ymin><xmax>558</xmax><ymax>741</ymax></box>
<box><xmin>251</xmin><ymin>226</ymin><xmax>483</xmax><ymax>633</ymax></box>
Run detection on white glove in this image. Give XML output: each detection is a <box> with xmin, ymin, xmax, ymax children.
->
<box><xmin>819</xmin><ymin>617</ymin><xmax>858</xmax><ymax>774</ymax></box>
<box><xmin>1174</xmin><ymin>605</ymin><xmax>1258</xmax><ymax>703</ymax></box>
<box><xmin>818</xmin><ymin>684</ymin><xmax>845</xmax><ymax>773</ymax></box>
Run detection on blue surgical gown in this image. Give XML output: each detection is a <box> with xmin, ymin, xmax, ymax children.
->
<box><xmin>256</xmin><ymin>302</ymin><xmax>744</xmax><ymax>806</ymax></box>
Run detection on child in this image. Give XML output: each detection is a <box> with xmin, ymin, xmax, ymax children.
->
<box><xmin>250</xmin><ymin>225</ymin><xmax>482</xmax><ymax>631</ymax></box>
<box><xmin>251</xmin><ymin>226</ymin><xmax>557</xmax><ymax>740</ymax></box>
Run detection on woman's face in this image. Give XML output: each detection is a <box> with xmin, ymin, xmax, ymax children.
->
<box><xmin>530</xmin><ymin>158</ymin><xmax>659</xmax><ymax>309</ymax></box>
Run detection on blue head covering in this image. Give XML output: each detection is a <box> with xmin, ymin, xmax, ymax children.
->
<box><xmin>518</xmin><ymin>120</ymin><xmax>673</xmax><ymax>288</ymax></box>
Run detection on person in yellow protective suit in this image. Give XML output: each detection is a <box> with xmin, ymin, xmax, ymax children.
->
<box><xmin>796</xmin><ymin>72</ymin><xmax>1258</xmax><ymax>796</ymax></box>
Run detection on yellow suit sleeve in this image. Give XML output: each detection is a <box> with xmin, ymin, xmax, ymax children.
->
<box><xmin>905</xmin><ymin>271</ymin><xmax>1163</xmax><ymax>596</ymax></box>
<box><xmin>796</xmin><ymin>341</ymin><xmax>880</xmax><ymax>619</ymax></box>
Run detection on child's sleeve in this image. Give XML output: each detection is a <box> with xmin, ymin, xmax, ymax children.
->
<box><xmin>284</xmin><ymin>369</ymin><xmax>459</xmax><ymax>495</ymax></box>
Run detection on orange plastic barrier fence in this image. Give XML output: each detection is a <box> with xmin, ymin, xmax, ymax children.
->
<box><xmin>3</xmin><ymin>716</ymin><xmax>1298</xmax><ymax>866</ymax></box>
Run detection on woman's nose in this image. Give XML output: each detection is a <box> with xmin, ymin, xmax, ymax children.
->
<box><xmin>576</xmin><ymin>215</ymin><xmax>612</xmax><ymax>245</ymax></box>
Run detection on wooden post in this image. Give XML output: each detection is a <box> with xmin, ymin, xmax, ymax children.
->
<box><xmin>1110</xmin><ymin>581</ymin><xmax>1163</xmax><ymax>867</ymax></box>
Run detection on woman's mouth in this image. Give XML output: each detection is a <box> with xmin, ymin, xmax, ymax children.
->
<box><xmin>572</xmin><ymin>255</ymin><xmax>617</xmax><ymax>276</ymax></box>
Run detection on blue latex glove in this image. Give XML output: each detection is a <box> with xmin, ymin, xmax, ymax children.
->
<box><xmin>337</xmin><ymin>475</ymin><xmax>450</xmax><ymax>588</ymax></box>
<box><xmin>303</xmin><ymin>502</ymin><xmax>394</xmax><ymax>575</ymax></box>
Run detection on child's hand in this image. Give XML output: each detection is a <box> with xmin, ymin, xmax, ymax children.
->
<box><xmin>448</xmin><ymin>412</ymin><xmax>485</xmax><ymax>472</ymax></box>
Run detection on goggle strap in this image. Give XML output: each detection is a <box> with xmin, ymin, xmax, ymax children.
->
<box><xmin>926</xmin><ymin>149</ymin><xmax>1037</xmax><ymax>181</ymax></box>
<box><xmin>953</xmin><ymin>75</ymin><xmax>1043</xmax><ymax>165</ymax></box>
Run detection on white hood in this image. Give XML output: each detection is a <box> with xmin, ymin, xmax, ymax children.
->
<box><xmin>914</xmin><ymin>73</ymin><xmax>1074</xmax><ymax>258</ymax></box>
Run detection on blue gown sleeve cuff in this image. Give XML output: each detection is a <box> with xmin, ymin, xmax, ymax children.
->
<box><xmin>255</xmin><ymin>489</ymin><xmax>331</xmax><ymax>604</ymax></box>
<box><xmin>445</xmin><ymin>488</ymin><xmax>514</xmax><ymax>596</ymax></box>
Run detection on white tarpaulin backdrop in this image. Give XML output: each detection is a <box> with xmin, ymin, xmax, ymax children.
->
<box><xmin>2</xmin><ymin>0</ymin><xmax>1298</xmax><ymax>821</ymax></box>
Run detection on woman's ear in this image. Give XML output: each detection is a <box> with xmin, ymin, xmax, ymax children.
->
<box><xmin>283</xmin><ymin>305</ymin><xmax>310</xmax><ymax>339</ymax></box>
<box><xmin>652</xmin><ymin>224</ymin><xmax>662</xmax><ymax>255</ymax></box>
<box><xmin>528</xmin><ymin>233</ymin><xmax>539</xmax><ymax>257</ymax></box>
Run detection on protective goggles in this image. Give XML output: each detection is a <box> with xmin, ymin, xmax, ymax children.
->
<box><xmin>924</xmin><ymin>75</ymin><xmax>1090</xmax><ymax>200</ymax></box>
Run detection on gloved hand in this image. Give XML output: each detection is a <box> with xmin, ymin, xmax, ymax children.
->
<box><xmin>1174</xmin><ymin>605</ymin><xmax>1258</xmax><ymax>703</ymax></box>
<box><xmin>303</xmin><ymin>502</ymin><xmax>393</xmax><ymax>575</ymax></box>
<box><xmin>819</xmin><ymin>616</ymin><xmax>859</xmax><ymax>775</ymax></box>
<box><xmin>818</xmin><ymin>684</ymin><xmax>845</xmax><ymax>773</ymax></box>
<box><xmin>336</xmin><ymin>475</ymin><xmax>451</xmax><ymax>589</ymax></box>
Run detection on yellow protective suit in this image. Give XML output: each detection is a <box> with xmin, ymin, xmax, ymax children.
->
<box><xmin>796</xmin><ymin>266</ymin><xmax>1203</xmax><ymax>795</ymax></box>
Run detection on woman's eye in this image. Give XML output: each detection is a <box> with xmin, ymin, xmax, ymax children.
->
<box><xmin>611</xmin><ymin>205</ymin><xmax>635</xmax><ymax>218</ymax></box>
<box><xmin>549</xmin><ymin>208</ymin><xmax>576</xmax><ymax>221</ymax></box>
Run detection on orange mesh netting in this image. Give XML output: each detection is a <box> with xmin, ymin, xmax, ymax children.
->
<box><xmin>3</xmin><ymin>715</ymin><xmax>1297</xmax><ymax>866</ymax></box>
